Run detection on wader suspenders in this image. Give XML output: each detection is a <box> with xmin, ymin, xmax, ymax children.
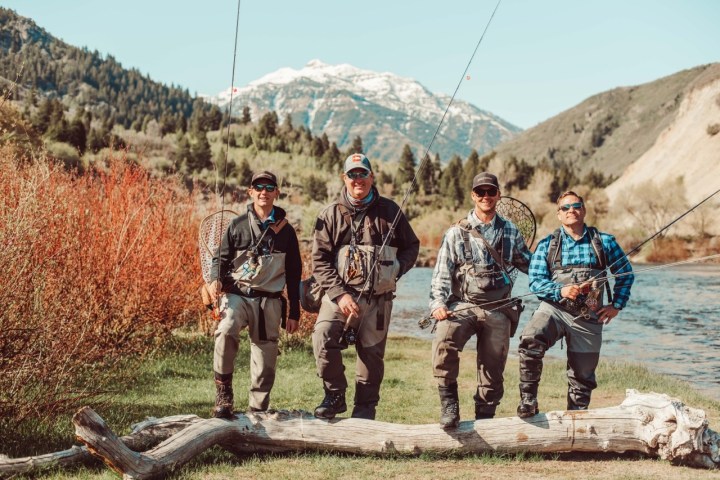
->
<box><xmin>546</xmin><ymin>227</ymin><xmax>613</xmax><ymax>304</ymax></box>
<box><xmin>460</xmin><ymin>219</ymin><xmax>512</xmax><ymax>291</ymax></box>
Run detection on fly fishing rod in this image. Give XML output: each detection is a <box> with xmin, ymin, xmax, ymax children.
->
<box><xmin>418</xmin><ymin>188</ymin><xmax>720</xmax><ymax>330</ymax></box>
<box><xmin>418</xmin><ymin>252</ymin><xmax>720</xmax><ymax>329</ymax></box>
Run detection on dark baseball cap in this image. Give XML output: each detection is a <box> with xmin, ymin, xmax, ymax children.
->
<box><xmin>472</xmin><ymin>172</ymin><xmax>499</xmax><ymax>189</ymax></box>
<box><xmin>344</xmin><ymin>153</ymin><xmax>372</xmax><ymax>173</ymax></box>
<box><xmin>251</xmin><ymin>170</ymin><xmax>277</xmax><ymax>185</ymax></box>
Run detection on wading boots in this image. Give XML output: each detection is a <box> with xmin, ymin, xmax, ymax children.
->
<box><xmin>517</xmin><ymin>394</ymin><xmax>539</xmax><ymax>418</ymax></box>
<box><xmin>212</xmin><ymin>373</ymin><xmax>234</xmax><ymax>419</ymax></box>
<box><xmin>314</xmin><ymin>390</ymin><xmax>347</xmax><ymax>419</ymax></box>
<box><xmin>438</xmin><ymin>384</ymin><xmax>460</xmax><ymax>429</ymax></box>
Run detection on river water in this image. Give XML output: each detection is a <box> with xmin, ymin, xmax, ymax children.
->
<box><xmin>391</xmin><ymin>264</ymin><xmax>720</xmax><ymax>401</ymax></box>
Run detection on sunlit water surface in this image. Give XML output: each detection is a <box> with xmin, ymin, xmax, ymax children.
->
<box><xmin>391</xmin><ymin>265</ymin><xmax>720</xmax><ymax>401</ymax></box>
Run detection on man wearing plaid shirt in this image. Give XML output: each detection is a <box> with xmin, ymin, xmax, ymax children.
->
<box><xmin>429</xmin><ymin>172</ymin><xmax>531</xmax><ymax>429</ymax></box>
<box><xmin>517</xmin><ymin>190</ymin><xmax>634</xmax><ymax>418</ymax></box>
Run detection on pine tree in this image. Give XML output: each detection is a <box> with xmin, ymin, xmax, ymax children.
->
<box><xmin>440</xmin><ymin>155</ymin><xmax>464</xmax><ymax>209</ymax></box>
<box><xmin>463</xmin><ymin>149</ymin><xmax>481</xmax><ymax>192</ymax></box>
<box><xmin>348</xmin><ymin>136</ymin><xmax>363</xmax><ymax>155</ymax></box>
<box><xmin>418</xmin><ymin>153</ymin><xmax>435</xmax><ymax>195</ymax></box>
<box><xmin>175</xmin><ymin>134</ymin><xmax>192</xmax><ymax>171</ymax></box>
<box><xmin>236</xmin><ymin>158</ymin><xmax>253</xmax><ymax>186</ymax></box>
<box><xmin>240</xmin><ymin>106</ymin><xmax>252</xmax><ymax>125</ymax></box>
<box><xmin>189</xmin><ymin>131</ymin><xmax>212</xmax><ymax>171</ymax></box>
<box><xmin>396</xmin><ymin>144</ymin><xmax>416</xmax><ymax>187</ymax></box>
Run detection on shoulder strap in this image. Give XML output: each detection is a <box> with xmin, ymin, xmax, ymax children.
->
<box><xmin>546</xmin><ymin>228</ymin><xmax>563</xmax><ymax>272</ymax></box>
<box><xmin>269</xmin><ymin>218</ymin><xmax>288</xmax><ymax>235</ymax></box>
<box><xmin>587</xmin><ymin>226</ymin><xmax>607</xmax><ymax>269</ymax></box>
<box><xmin>464</xmin><ymin>226</ymin><xmax>513</xmax><ymax>287</ymax></box>
<box><xmin>457</xmin><ymin>219</ymin><xmax>473</xmax><ymax>265</ymax></box>
<box><xmin>587</xmin><ymin>226</ymin><xmax>613</xmax><ymax>303</ymax></box>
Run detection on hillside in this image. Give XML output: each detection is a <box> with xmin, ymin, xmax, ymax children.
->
<box><xmin>209</xmin><ymin>60</ymin><xmax>521</xmax><ymax>163</ymax></box>
<box><xmin>487</xmin><ymin>64</ymin><xmax>720</xmax><ymax>189</ymax></box>
<box><xmin>605</xmin><ymin>64</ymin><xmax>720</xmax><ymax>204</ymax></box>
<box><xmin>0</xmin><ymin>7</ymin><xmax>213</xmax><ymax>130</ymax></box>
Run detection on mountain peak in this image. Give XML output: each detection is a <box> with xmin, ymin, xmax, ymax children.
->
<box><xmin>211</xmin><ymin>60</ymin><xmax>521</xmax><ymax>162</ymax></box>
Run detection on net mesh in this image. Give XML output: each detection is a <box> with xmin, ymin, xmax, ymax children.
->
<box><xmin>497</xmin><ymin>196</ymin><xmax>536</xmax><ymax>248</ymax></box>
<box><xmin>198</xmin><ymin>209</ymin><xmax>238</xmax><ymax>284</ymax></box>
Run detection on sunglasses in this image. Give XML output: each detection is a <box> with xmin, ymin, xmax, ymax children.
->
<box><xmin>252</xmin><ymin>184</ymin><xmax>276</xmax><ymax>192</ymax></box>
<box><xmin>473</xmin><ymin>187</ymin><xmax>498</xmax><ymax>197</ymax></box>
<box><xmin>559</xmin><ymin>202</ymin><xmax>584</xmax><ymax>211</ymax></box>
<box><xmin>346</xmin><ymin>171</ymin><xmax>371</xmax><ymax>180</ymax></box>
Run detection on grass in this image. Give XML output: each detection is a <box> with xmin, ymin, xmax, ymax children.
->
<box><xmin>7</xmin><ymin>333</ymin><xmax>720</xmax><ymax>479</ymax></box>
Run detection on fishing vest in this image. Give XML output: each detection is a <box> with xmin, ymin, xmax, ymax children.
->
<box><xmin>230</xmin><ymin>214</ymin><xmax>288</xmax><ymax>293</ymax></box>
<box><xmin>335</xmin><ymin>202</ymin><xmax>399</xmax><ymax>296</ymax></box>
<box><xmin>546</xmin><ymin>226</ymin><xmax>612</xmax><ymax>313</ymax></box>
<box><xmin>455</xmin><ymin>218</ymin><xmax>512</xmax><ymax>304</ymax></box>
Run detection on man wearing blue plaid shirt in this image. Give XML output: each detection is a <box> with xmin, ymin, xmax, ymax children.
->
<box><xmin>429</xmin><ymin>172</ymin><xmax>531</xmax><ymax>429</ymax></box>
<box><xmin>517</xmin><ymin>191</ymin><xmax>634</xmax><ymax>418</ymax></box>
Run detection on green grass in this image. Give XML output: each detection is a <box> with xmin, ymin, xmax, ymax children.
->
<box><xmin>6</xmin><ymin>333</ymin><xmax>720</xmax><ymax>479</ymax></box>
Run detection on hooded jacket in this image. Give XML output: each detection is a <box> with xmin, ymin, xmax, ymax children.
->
<box><xmin>312</xmin><ymin>186</ymin><xmax>420</xmax><ymax>301</ymax></box>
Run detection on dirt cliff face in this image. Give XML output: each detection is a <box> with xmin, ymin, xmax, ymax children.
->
<box><xmin>606</xmin><ymin>72</ymin><xmax>720</xmax><ymax>205</ymax></box>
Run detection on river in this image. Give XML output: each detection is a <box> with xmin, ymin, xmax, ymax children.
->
<box><xmin>391</xmin><ymin>264</ymin><xmax>720</xmax><ymax>401</ymax></box>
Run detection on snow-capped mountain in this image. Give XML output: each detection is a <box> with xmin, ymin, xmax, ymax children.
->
<box><xmin>209</xmin><ymin>60</ymin><xmax>521</xmax><ymax>163</ymax></box>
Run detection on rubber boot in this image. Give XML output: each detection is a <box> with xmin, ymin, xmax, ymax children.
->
<box><xmin>352</xmin><ymin>383</ymin><xmax>378</xmax><ymax>420</ymax></box>
<box><xmin>314</xmin><ymin>390</ymin><xmax>347</xmax><ymax>419</ymax></box>
<box><xmin>517</xmin><ymin>393</ymin><xmax>539</xmax><ymax>418</ymax></box>
<box><xmin>438</xmin><ymin>384</ymin><xmax>460</xmax><ymax>429</ymax></box>
<box><xmin>473</xmin><ymin>389</ymin><xmax>495</xmax><ymax>420</ymax></box>
<box><xmin>212</xmin><ymin>372</ymin><xmax>234</xmax><ymax>419</ymax></box>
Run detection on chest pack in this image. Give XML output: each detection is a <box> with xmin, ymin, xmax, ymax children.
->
<box><xmin>546</xmin><ymin>226</ymin><xmax>613</xmax><ymax>318</ymax></box>
<box><xmin>336</xmin><ymin>201</ymin><xmax>398</xmax><ymax>296</ymax></box>
<box><xmin>231</xmin><ymin>213</ymin><xmax>288</xmax><ymax>292</ymax></box>
<box><xmin>300</xmin><ymin>201</ymin><xmax>396</xmax><ymax>313</ymax></box>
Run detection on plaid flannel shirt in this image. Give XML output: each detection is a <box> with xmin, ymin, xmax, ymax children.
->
<box><xmin>429</xmin><ymin>210</ymin><xmax>531</xmax><ymax>312</ymax></box>
<box><xmin>528</xmin><ymin>225</ymin><xmax>634</xmax><ymax>308</ymax></box>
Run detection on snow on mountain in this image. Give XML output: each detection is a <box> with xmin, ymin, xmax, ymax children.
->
<box><xmin>208</xmin><ymin>60</ymin><xmax>521</xmax><ymax>163</ymax></box>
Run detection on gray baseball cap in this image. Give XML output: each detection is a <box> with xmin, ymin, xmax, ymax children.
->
<box><xmin>344</xmin><ymin>153</ymin><xmax>372</xmax><ymax>173</ymax></box>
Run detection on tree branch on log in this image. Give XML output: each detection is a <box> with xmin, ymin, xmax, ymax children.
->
<box><xmin>66</xmin><ymin>390</ymin><xmax>719</xmax><ymax>479</ymax></box>
<box><xmin>0</xmin><ymin>414</ymin><xmax>202</xmax><ymax>477</ymax></box>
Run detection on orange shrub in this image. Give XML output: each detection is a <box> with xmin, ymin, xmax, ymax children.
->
<box><xmin>0</xmin><ymin>147</ymin><xmax>202</xmax><ymax>425</ymax></box>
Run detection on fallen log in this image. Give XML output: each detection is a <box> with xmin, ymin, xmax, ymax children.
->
<box><xmin>70</xmin><ymin>390</ymin><xmax>719</xmax><ymax>479</ymax></box>
<box><xmin>0</xmin><ymin>414</ymin><xmax>202</xmax><ymax>477</ymax></box>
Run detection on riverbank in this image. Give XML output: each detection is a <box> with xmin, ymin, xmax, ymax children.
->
<box><xmin>4</xmin><ymin>334</ymin><xmax>718</xmax><ymax>479</ymax></box>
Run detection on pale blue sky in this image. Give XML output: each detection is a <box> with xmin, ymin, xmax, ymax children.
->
<box><xmin>4</xmin><ymin>0</ymin><xmax>719</xmax><ymax>128</ymax></box>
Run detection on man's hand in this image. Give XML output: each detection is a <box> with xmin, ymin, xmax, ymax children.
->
<box><xmin>560</xmin><ymin>282</ymin><xmax>590</xmax><ymax>300</ymax></box>
<box><xmin>285</xmin><ymin>318</ymin><xmax>299</xmax><ymax>334</ymax></box>
<box><xmin>431</xmin><ymin>306</ymin><xmax>453</xmax><ymax>321</ymax></box>
<box><xmin>206</xmin><ymin>280</ymin><xmax>223</xmax><ymax>301</ymax></box>
<box><xmin>337</xmin><ymin>293</ymin><xmax>360</xmax><ymax>318</ymax></box>
<box><xmin>596</xmin><ymin>305</ymin><xmax>620</xmax><ymax>324</ymax></box>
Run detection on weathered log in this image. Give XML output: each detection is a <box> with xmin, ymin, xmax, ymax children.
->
<box><xmin>0</xmin><ymin>414</ymin><xmax>202</xmax><ymax>477</ymax></box>
<box><xmin>70</xmin><ymin>390</ymin><xmax>719</xmax><ymax>479</ymax></box>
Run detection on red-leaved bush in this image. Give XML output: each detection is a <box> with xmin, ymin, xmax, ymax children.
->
<box><xmin>0</xmin><ymin>145</ymin><xmax>202</xmax><ymax>424</ymax></box>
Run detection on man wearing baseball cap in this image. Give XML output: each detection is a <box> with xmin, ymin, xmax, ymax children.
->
<box><xmin>206</xmin><ymin>170</ymin><xmax>302</xmax><ymax>418</ymax></box>
<box><xmin>429</xmin><ymin>171</ymin><xmax>531</xmax><ymax>428</ymax></box>
<box><xmin>310</xmin><ymin>153</ymin><xmax>419</xmax><ymax>420</ymax></box>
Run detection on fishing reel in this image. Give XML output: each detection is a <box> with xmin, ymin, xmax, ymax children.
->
<box><xmin>418</xmin><ymin>316</ymin><xmax>433</xmax><ymax>330</ymax></box>
<box><xmin>342</xmin><ymin>327</ymin><xmax>357</xmax><ymax>346</ymax></box>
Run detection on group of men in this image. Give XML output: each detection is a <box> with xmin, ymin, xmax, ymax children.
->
<box><xmin>206</xmin><ymin>152</ymin><xmax>634</xmax><ymax>427</ymax></box>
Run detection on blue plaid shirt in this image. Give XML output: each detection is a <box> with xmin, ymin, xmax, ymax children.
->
<box><xmin>429</xmin><ymin>210</ymin><xmax>531</xmax><ymax>312</ymax></box>
<box><xmin>529</xmin><ymin>225</ymin><xmax>634</xmax><ymax>308</ymax></box>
